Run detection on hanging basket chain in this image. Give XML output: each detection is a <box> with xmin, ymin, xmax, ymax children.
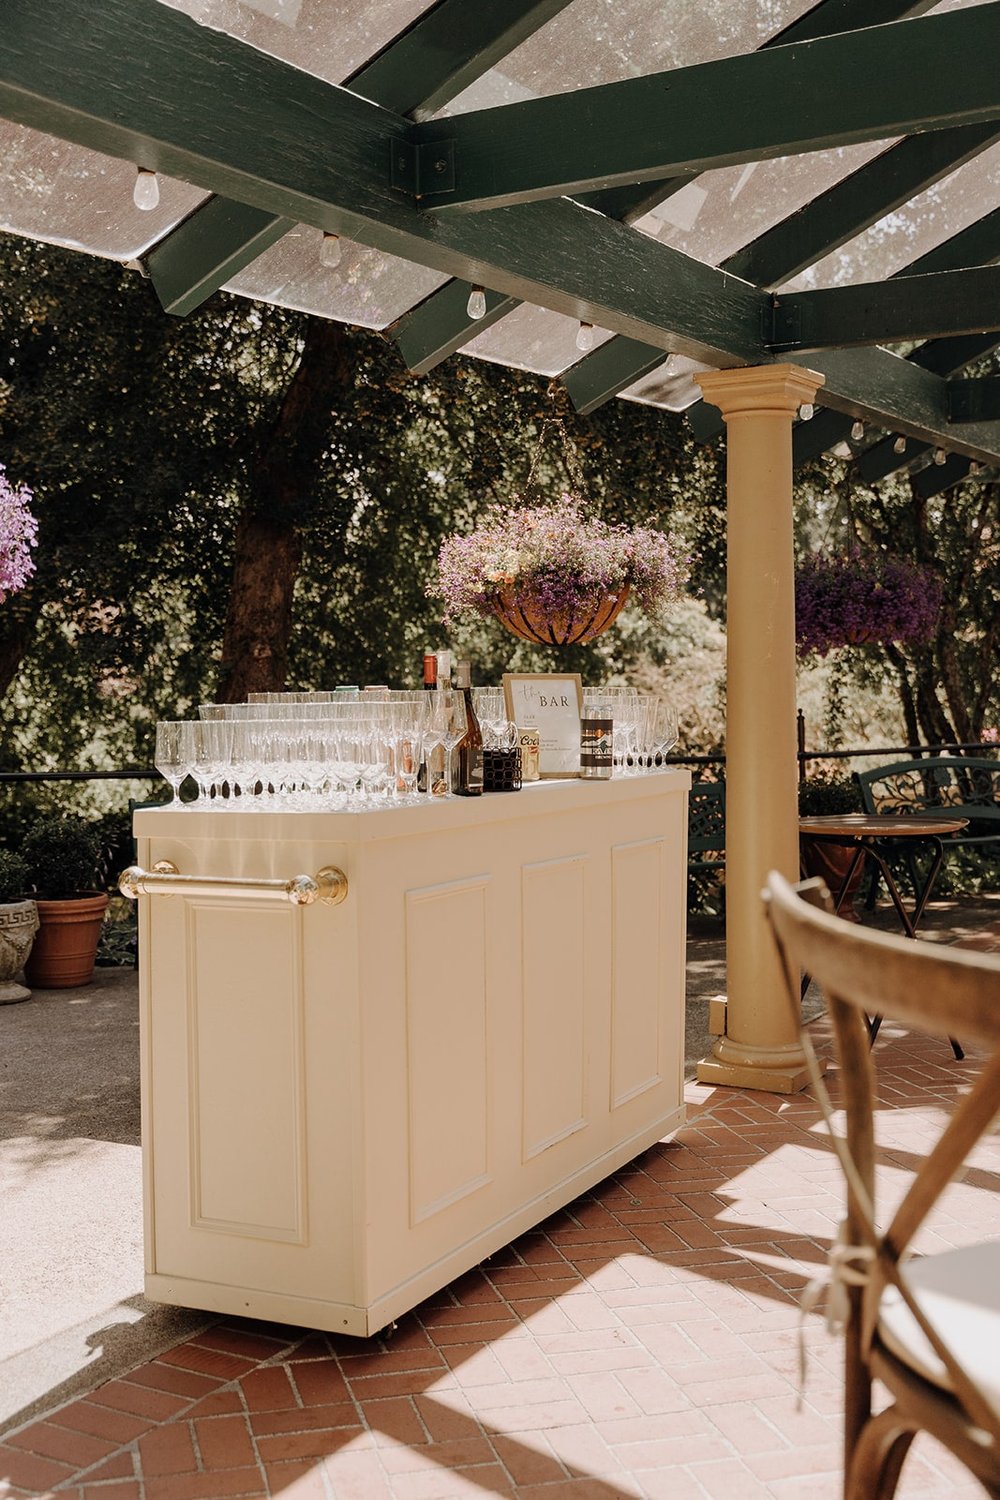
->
<box><xmin>520</xmin><ymin>382</ymin><xmax>591</xmax><ymax>507</ymax></box>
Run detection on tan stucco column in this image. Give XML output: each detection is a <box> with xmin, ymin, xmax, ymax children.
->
<box><xmin>694</xmin><ymin>364</ymin><xmax>825</xmax><ymax>1094</ymax></box>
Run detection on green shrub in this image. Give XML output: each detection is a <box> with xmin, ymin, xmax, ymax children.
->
<box><xmin>798</xmin><ymin>773</ymin><xmax>861</xmax><ymax>817</ymax></box>
<box><xmin>21</xmin><ymin>815</ymin><xmax>102</xmax><ymax>899</ymax></box>
<box><xmin>0</xmin><ymin>848</ymin><xmax>29</xmax><ymax>902</ymax></box>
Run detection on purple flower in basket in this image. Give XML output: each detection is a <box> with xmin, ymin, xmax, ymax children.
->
<box><xmin>795</xmin><ymin>548</ymin><xmax>942</xmax><ymax>657</ymax></box>
<box><xmin>432</xmin><ymin>494</ymin><xmax>689</xmax><ymax>633</ymax></box>
<box><xmin>0</xmin><ymin>465</ymin><xmax>38</xmax><ymax>602</ymax></box>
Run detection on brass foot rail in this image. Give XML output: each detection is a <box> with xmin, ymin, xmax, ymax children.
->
<box><xmin>119</xmin><ymin>860</ymin><xmax>348</xmax><ymax>907</ymax></box>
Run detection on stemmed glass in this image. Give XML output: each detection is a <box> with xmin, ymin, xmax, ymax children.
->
<box><xmin>649</xmin><ymin>702</ymin><xmax>679</xmax><ymax>765</ymax></box>
<box><xmin>389</xmin><ymin>697</ymin><xmax>427</xmax><ymax>800</ymax></box>
<box><xmin>472</xmin><ymin>687</ymin><xmax>516</xmax><ymax>749</ymax></box>
<box><xmin>427</xmin><ymin>690</ymin><xmax>467</xmax><ymax>798</ymax></box>
<box><xmin>154</xmin><ymin>721</ymin><xmax>195</xmax><ymax>804</ymax></box>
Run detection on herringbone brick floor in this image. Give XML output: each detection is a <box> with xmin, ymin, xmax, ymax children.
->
<box><xmin>1</xmin><ymin>1019</ymin><xmax>994</xmax><ymax>1500</ymax></box>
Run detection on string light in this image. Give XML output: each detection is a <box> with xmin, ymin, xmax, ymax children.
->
<box><xmin>798</xmin><ymin>403</ymin><xmax>814</xmax><ymax>421</ymax></box>
<box><xmin>893</xmin><ymin>436</ymin><xmax>907</xmax><ymax>455</ymax></box>
<box><xmin>466</xmin><ymin>286</ymin><xmax>487</xmax><ymax>320</ymax></box>
<box><xmin>575</xmin><ymin>322</ymin><xmax>595</xmax><ymax>352</ymax></box>
<box><xmin>934</xmin><ymin>448</ymin><xmax>947</xmax><ymax>465</ymax></box>
<box><xmin>133</xmin><ymin>168</ymin><xmax>160</xmax><ymax>211</ymax></box>
<box><xmin>319</xmin><ymin>233</ymin><xmax>342</xmax><ymax>269</ymax></box>
<box><xmin>850</xmin><ymin>420</ymin><xmax>865</xmax><ymax>442</ymax></box>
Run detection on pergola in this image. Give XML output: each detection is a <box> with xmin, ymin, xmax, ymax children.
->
<box><xmin>2</xmin><ymin>0</ymin><xmax>999</xmax><ymax>1093</ymax></box>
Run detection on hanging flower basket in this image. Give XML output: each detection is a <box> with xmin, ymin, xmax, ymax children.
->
<box><xmin>432</xmin><ymin>495</ymin><xmax>688</xmax><ymax>645</ymax></box>
<box><xmin>429</xmin><ymin>402</ymin><xmax>689</xmax><ymax>646</ymax></box>
<box><xmin>795</xmin><ymin>548</ymin><xmax>942</xmax><ymax>658</ymax></box>
<box><xmin>494</xmin><ymin>582</ymin><xmax>631</xmax><ymax>646</ymax></box>
<box><xmin>0</xmin><ymin>465</ymin><xmax>38</xmax><ymax>603</ymax></box>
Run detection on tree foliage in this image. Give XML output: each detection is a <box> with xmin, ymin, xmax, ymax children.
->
<box><xmin>0</xmin><ymin>232</ymin><xmax>725</xmax><ymax>784</ymax></box>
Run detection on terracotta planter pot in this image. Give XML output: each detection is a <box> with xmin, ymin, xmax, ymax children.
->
<box><xmin>493</xmin><ymin>584</ymin><xmax>630</xmax><ymax>646</ymax></box>
<box><xmin>24</xmin><ymin>891</ymin><xmax>109</xmax><ymax>989</ymax></box>
<box><xmin>0</xmin><ymin>899</ymin><xmax>40</xmax><ymax>1004</ymax></box>
<box><xmin>799</xmin><ymin>841</ymin><xmax>866</xmax><ymax>921</ymax></box>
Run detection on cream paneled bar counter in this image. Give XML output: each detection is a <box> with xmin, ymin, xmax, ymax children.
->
<box><xmin>128</xmin><ymin>770</ymin><xmax>689</xmax><ymax>1336</ymax></box>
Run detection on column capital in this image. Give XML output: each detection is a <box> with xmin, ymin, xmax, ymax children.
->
<box><xmin>696</xmin><ymin>363</ymin><xmax>825</xmax><ymax>419</ymax></box>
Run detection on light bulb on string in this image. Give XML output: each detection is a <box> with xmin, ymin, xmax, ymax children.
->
<box><xmin>466</xmin><ymin>286</ymin><xmax>487</xmax><ymax>320</ymax></box>
<box><xmin>319</xmin><ymin>233</ymin><xmax>342</xmax><ymax>269</ymax></box>
<box><xmin>850</xmin><ymin>420</ymin><xmax>865</xmax><ymax>442</ymax></box>
<box><xmin>798</xmin><ymin>403</ymin><xmax>814</xmax><ymax>421</ymax></box>
<box><xmin>934</xmin><ymin>448</ymin><xmax>947</xmax><ymax>466</ymax></box>
<box><xmin>893</xmin><ymin>436</ymin><xmax>907</xmax><ymax>455</ymax></box>
<box><xmin>575</xmin><ymin>322</ymin><xmax>595</xmax><ymax>353</ymax></box>
<box><xmin>133</xmin><ymin>168</ymin><xmax>160</xmax><ymax>211</ymax></box>
<box><xmin>970</xmin><ymin>462</ymin><xmax>981</xmax><ymax>476</ymax></box>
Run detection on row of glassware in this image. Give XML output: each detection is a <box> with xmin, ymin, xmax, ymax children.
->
<box><xmin>152</xmin><ymin>685</ymin><xmax>678</xmax><ymax>809</ymax></box>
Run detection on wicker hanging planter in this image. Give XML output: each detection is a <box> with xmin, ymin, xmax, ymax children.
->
<box><xmin>431</xmin><ymin>396</ymin><xmax>689</xmax><ymax>647</ymax></box>
<box><xmin>493</xmin><ymin>584</ymin><xmax>631</xmax><ymax>646</ymax></box>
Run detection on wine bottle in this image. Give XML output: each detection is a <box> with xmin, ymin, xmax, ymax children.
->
<box><xmin>428</xmin><ymin>649</ymin><xmax>451</xmax><ymax>796</ymax></box>
<box><xmin>417</xmin><ymin>648</ymin><xmax>436</xmax><ymax>792</ymax></box>
<box><xmin>454</xmin><ymin>660</ymin><xmax>484</xmax><ymax>796</ymax></box>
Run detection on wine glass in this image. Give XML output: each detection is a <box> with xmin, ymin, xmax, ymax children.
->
<box><xmin>154</xmin><ymin>721</ymin><xmax>195</xmax><ymax>804</ymax></box>
<box><xmin>649</xmin><ymin>702</ymin><xmax>679</xmax><ymax>764</ymax></box>
<box><xmin>427</xmin><ymin>690</ymin><xmax>466</xmax><ymax>798</ymax></box>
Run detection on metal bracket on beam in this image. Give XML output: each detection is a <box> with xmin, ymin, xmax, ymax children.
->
<box><xmin>390</xmin><ymin>138</ymin><xmax>455</xmax><ymax>200</ymax></box>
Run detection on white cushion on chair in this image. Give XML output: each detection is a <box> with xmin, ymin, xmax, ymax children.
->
<box><xmin>878</xmin><ymin>1241</ymin><xmax>1000</xmax><ymax>1416</ymax></box>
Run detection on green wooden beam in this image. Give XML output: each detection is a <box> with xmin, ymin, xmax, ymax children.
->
<box><xmin>351</xmin><ymin>0</ymin><xmax>575</xmax><ymax>120</ymax></box>
<box><xmin>912</xmin><ymin>454</ymin><xmax>972</xmax><ymax>497</ymax></box>
<box><xmin>147</xmin><ymin>199</ymin><xmax>294</xmax><ymax>318</ymax></box>
<box><xmin>562</xmin><ymin>340</ymin><xmax>669</xmax><ymax>416</ymax></box>
<box><xmin>857</xmin><ymin>434</ymin><xmax>925</xmax><ymax>481</ymax></box>
<box><xmin>6</xmin><ymin>0</ymin><xmax>1000</xmax><ymax>464</ymax></box>
<box><xmin>768</xmin><ymin>266</ymin><xmax>1000</xmax><ymax>352</ymax></box>
<box><xmin>576</xmin><ymin>0</ymin><xmax>936</xmax><ymax>224</ymax></box>
<box><xmin>393</xmin><ymin>283</ymin><xmax>519</xmax><ymax>376</ymax></box>
<box><xmin>397</xmin><ymin>0</ymin><xmax>940</xmax><ymax>378</ymax></box>
<box><xmin>574</xmin><ymin>129</ymin><xmax>1000</xmax><ymax>418</ymax></box>
<box><xmin>146</xmin><ymin>0</ymin><xmax>574</xmax><ymax>315</ymax></box>
<box><xmin>947</xmin><ymin>378</ymin><xmax>1000</xmax><ymax>423</ymax></box>
<box><xmin>725</xmin><ymin>123</ymin><xmax>1000</xmax><ymax>288</ymax></box>
<box><xmin>0</xmin><ymin>0</ymin><xmax>767</xmax><ymax>365</ymax></box>
<box><xmin>416</xmin><ymin>7</ymin><xmax>1000</xmax><ymax>214</ymax></box>
<box><xmin>793</xmin><ymin>408</ymin><xmax>853</xmax><ymax>465</ymax></box>
<box><xmin>789</xmin><ymin>209</ymin><xmax>1000</xmax><ymax>463</ymax></box>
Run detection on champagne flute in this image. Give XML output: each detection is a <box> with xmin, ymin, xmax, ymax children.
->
<box><xmin>428</xmin><ymin>690</ymin><xmax>467</xmax><ymax>798</ymax></box>
<box><xmin>154</xmin><ymin>721</ymin><xmax>195</xmax><ymax>804</ymax></box>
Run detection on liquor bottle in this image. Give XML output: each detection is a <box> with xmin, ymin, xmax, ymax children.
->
<box><xmin>580</xmin><ymin>700</ymin><xmax>614</xmax><ymax>779</ymax></box>
<box><xmin>453</xmin><ymin>660</ymin><xmax>484</xmax><ymax>796</ymax></box>
<box><xmin>417</xmin><ymin>649</ymin><xmax>437</xmax><ymax>792</ymax></box>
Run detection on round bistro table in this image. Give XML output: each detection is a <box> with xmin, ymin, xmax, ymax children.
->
<box><xmin>797</xmin><ymin>813</ymin><xmax>969</xmax><ymax>1056</ymax></box>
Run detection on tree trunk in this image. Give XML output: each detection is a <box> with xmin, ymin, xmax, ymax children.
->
<box><xmin>0</xmin><ymin>590</ymin><xmax>41</xmax><ymax>702</ymax></box>
<box><xmin>217</xmin><ymin>319</ymin><xmax>356</xmax><ymax>702</ymax></box>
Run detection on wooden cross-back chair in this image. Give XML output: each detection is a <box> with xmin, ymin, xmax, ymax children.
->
<box><xmin>763</xmin><ymin>871</ymin><xmax>1000</xmax><ymax>1500</ymax></box>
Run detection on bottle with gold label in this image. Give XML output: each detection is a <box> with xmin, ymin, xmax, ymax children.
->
<box><xmin>453</xmin><ymin>660</ymin><xmax>484</xmax><ymax>796</ymax></box>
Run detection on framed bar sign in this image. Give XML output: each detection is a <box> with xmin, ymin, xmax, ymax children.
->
<box><xmin>502</xmin><ymin>673</ymin><xmax>583</xmax><ymax>778</ymax></box>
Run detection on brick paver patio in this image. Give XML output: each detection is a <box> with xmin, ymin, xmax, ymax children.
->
<box><xmin>1</xmin><ymin>1016</ymin><xmax>994</xmax><ymax>1500</ymax></box>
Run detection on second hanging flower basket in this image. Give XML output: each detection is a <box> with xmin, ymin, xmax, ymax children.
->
<box><xmin>794</xmin><ymin>548</ymin><xmax>942</xmax><ymax>657</ymax></box>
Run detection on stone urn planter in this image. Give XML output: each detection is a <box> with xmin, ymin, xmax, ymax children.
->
<box><xmin>0</xmin><ymin>898</ymin><xmax>40</xmax><ymax>1003</ymax></box>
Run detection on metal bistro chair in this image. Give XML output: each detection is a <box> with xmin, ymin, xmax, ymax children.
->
<box><xmin>763</xmin><ymin>871</ymin><xmax>1000</xmax><ymax>1500</ymax></box>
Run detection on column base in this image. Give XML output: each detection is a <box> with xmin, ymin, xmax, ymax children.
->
<box><xmin>695</xmin><ymin>1030</ymin><xmax>824</xmax><ymax>1095</ymax></box>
